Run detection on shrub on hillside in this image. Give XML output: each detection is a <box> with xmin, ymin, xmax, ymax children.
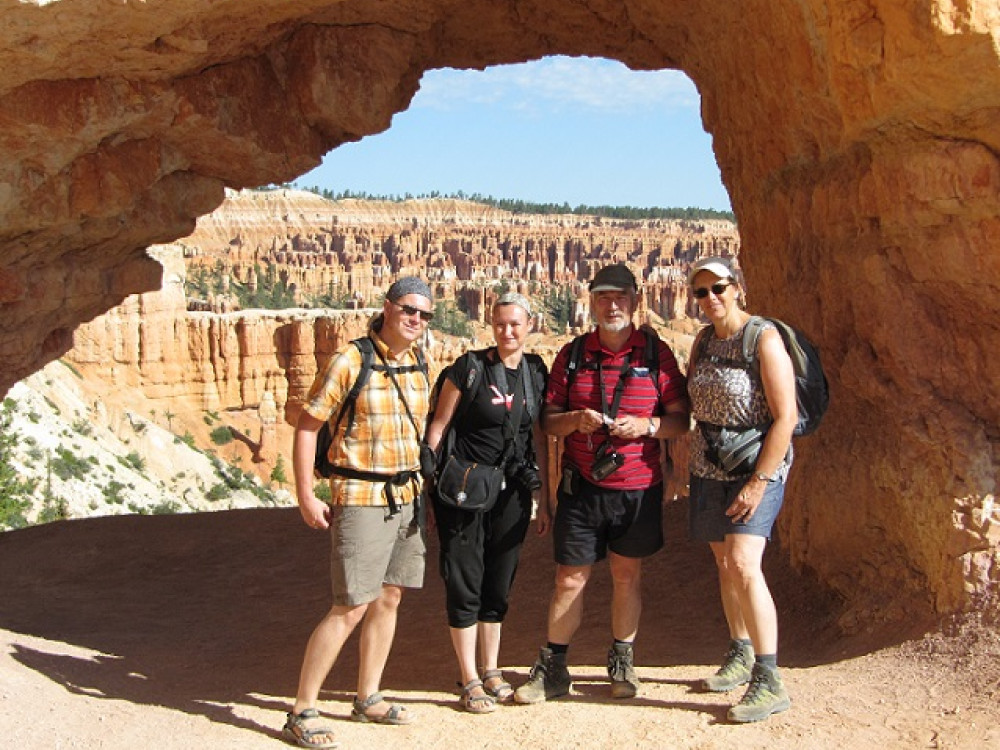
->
<box><xmin>210</xmin><ymin>426</ymin><xmax>234</xmax><ymax>446</ymax></box>
<box><xmin>51</xmin><ymin>446</ymin><xmax>92</xmax><ymax>482</ymax></box>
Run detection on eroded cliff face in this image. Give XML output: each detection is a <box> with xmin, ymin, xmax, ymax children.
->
<box><xmin>181</xmin><ymin>188</ymin><xmax>732</xmax><ymax>325</ymax></box>
<box><xmin>68</xmin><ymin>245</ymin><xmax>374</xmax><ymax>423</ymax></box>
<box><xmin>2</xmin><ymin>1</ymin><xmax>998</xmax><ymax>625</ymax></box>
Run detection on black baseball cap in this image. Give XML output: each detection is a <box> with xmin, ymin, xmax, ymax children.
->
<box><xmin>589</xmin><ymin>263</ymin><xmax>637</xmax><ymax>292</ymax></box>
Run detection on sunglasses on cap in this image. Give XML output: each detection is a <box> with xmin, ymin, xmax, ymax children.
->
<box><xmin>692</xmin><ymin>282</ymin><xmax>733</xmax><ymax>299</ymax></box>
<box><xmin>391</xmin><ymin>300</ymin><xmax>434</xmax><ymax>321</ymax></box>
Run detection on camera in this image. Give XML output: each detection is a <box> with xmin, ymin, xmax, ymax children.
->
<box><xmin>591</xmin><ymin>441</ymin><xmax>624</xmax><ymax>481</ymax></box>
<box><xmin>508</xmin><ymin>461</ymin><xmax>542</xmax><ymax>492</ymax></box>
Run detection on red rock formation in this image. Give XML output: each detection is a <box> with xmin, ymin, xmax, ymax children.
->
<box><xmin>69</xmin><ymin>245</ymin><xmax>374</xmax><ymax>426</ymax></box>
<box><xmin>182</xmin><ymin>190</ymin><xmax>733</xmax><ymax>322</ymax></box>
<box><xmin>2</xmin><ymin>1</ymin><xmax>999</xmax><ymax>626</ymax></box>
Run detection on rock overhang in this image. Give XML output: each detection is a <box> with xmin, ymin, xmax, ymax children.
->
<box><xmin>2</xmin><ymin>0</ymin><xmax>999</xmax><ymax>627</ymax></box>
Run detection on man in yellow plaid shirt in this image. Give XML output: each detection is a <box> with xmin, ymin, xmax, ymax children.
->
<box><xmin>283</xmin><ymin>277</ymin><xmax>434</xmax><ymax>748</ymax></box>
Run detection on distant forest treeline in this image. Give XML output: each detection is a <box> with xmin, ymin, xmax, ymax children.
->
<box><xmin>273</xmin><ymin>184</ymin><xmax>735</xmax><ymax>223</ymax></box>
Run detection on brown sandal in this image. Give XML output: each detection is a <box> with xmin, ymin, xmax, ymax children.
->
<box><xmin>459</xmin><ymin>679</ymin><xmax>497</xmax><ymax>714</ymax></box>
<box><xmin>482</xmin><ymin>669</ymin><xmax>514</xmax><ymax>704</ymax></box>
<box><xmin>351</xmin><ymin>692</ymin><xmax>413</xmax><ymax>725</ymax></box>
<box><xmin>282</xmin><ymin>708</ymin><xmax>339</xmax><ymax>748</ymax></box>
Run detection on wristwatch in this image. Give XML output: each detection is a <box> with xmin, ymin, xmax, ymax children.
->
<box><xmin>646</xmin><ymin>418</ymin><xmax>656</xmax><ymax>437</ymax></box>
<box><xmin>754</xmin><ymin>471</ymin><xmax>771</xmax><ymax>482</ymax></box>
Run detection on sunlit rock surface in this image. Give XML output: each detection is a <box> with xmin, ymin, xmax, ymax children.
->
<box><xmin>2</xmin><ymin>0</ymin><xmax>998</xmax><ymax>625</ymax></box>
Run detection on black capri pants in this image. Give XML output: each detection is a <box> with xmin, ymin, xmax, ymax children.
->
<box><xmin>434</xmin><ymin>483</ymin><xmax>533</xmax><ymax>629</ymax></box>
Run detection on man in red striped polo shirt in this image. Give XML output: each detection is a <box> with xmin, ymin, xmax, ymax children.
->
<box><xmin>514</xmin><ymin>263</ymin><xmax>690</xmax><ymax>704</ymax></box>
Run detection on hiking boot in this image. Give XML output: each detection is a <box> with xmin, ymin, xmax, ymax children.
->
<box><xmin>607</xmin><ymin>642</ymin><xmax>640</xmax><ymax>699</ymax></box>
<box><xmin>513</xmin><ymin>648</ymin><xmax>571</xmax><ymax>704</ymax></box>
<box><xmin>702</xmin><ymin>640</ymin><xmax>754</xmax><ymax>692</ymax></box>
<box><xmin>727</xmin><ymin>663</ymin><xmax>791</xmax><ymax>723</ymax></box>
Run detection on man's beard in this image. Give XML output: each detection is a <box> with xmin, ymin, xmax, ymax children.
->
<box><xmin>598</xmin><ymin>318</ymin><xmax>631</xmax><ymax>334</ymax></box>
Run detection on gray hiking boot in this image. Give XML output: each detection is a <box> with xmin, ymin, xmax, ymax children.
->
<box><xmin>703</xmin><ymin>639</ymin><xmax>754</xmax><ymax>692</ymax></box>
<box><xmin>607</xmin><ymin>642</ymin><xmax>640</xmax><ymax>699</ymax></box>
<box><xmin>727</xmin><ymin>663</ymin><xmax>791</xmax><ymax>723</ymax></box>
<box><xmin>513</xmin><ymin>647</ymin><xmax>572</xmax><ymax>704</ymax></box>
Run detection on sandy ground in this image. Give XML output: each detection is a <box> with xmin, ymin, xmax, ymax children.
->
<box><xmin>2</xmin><ymin>503</ymin><xmax>999</xmax><ymax>750</ymax></box>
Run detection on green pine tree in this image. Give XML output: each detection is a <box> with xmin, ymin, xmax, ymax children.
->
<box><xmin>270</xmin><ymin>454</ymin><xmax>289</xmax><ymax>487</ymax></box>
<box><xmin>0</xmin><ymin>400</ymin><xmax>35</xmax><ymax>530</ymax></box>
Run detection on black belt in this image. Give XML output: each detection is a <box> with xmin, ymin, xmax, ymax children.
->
<box><xmin>326</xmin><ymin>467</ymin><xmax>419</xmax><ymax>516</ymax></box>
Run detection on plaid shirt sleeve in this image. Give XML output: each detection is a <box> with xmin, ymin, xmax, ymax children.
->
<box><xmin>302</xmin><ymin>347</ymin><xmax>357</xmax><ymax>424</ymax></box>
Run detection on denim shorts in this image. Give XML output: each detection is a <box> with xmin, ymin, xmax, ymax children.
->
<box><xmin>688</xmin><ymin>474</ymin><xmax>785</xmax><ymax>542</ymax></box>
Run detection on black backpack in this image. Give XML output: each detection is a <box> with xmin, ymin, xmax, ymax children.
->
<box><xmin>695</xmin><ymin>316</ymin><xmax>829</xmax><ymax>436</ymax></box>
<box><xmin>313</xmin><ymin>336</ymin><xmax>429</xmax><ymax>478</ymax></box>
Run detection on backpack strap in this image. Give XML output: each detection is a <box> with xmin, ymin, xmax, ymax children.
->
<box><xmin>329</xmin><ymin>337</ymin><xmax>376</xmax><ymax>441</ymax></box>
<box><xmin>413</xmin><ymin>347</ymin><xmax>429</xmax><ymax>382</ymax></box>
<box><xmin>313</xmin><ymin>337</ymin><xmax>386</xmax><ymax>480</ymax></box>
<box><xmin>331</xmin><ymin>336</ymin><xmax>429</xmax><ymax>441</ymax></box>
<box><xmin>641</xmin><ymin>328</ymin><xmax>657</xmax><ymax>369</ymax></box>
<box><xmin>640</xmin><ymin>327</ymin><xmax>660</xmax><ymax>391</ymax></box>
<box><xmin>488</xmin><ymin>353</ymin><xmax>528</xmax><ymax>470</ymax></box>
<box><xmin>741</xmin><ymin>316</ymin><xmax>768</xmax><ymax>376</ymax></box>
<box><xmin>564</xmin><ymin>333</ymin><xmax>588</xmax><ymax>389</ymax></box>
<box><xmin>522</xmin><ymin>355</ymin><xmax>539</xmax><ymax>421</ymax></box>
<box><xmin>456</xmin><ymin>350</ymin><xmax>486</xmax><ymax>423</ymax></box>
<box><xmin>566</xmin><ymin>329</ymin><xmax>658</xmax><ymax>383</ymax></box>
<box><xmin>436</xmin><ymin>350</ymin><xmax>486</xmax><ymax>463</ymax></box>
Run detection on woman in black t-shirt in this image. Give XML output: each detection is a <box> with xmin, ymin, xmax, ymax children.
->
<box><xmin>425</xmin><ymin>292</ymin><xmax>550</xmax><ymax>714</ymax></box>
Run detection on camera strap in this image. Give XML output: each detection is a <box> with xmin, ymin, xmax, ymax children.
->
<box><xmin>372</xmin><ymin>344</ymin><xmax>426</xmax><ymax>443</ymax></box>
<box><xmin>489</xmin><ymin>350</ymin><xmax>527</xmax><ymax>470</ymax></box>
<box><xmin>596</xmin><ymin>357</ymin><xmax>633</xmax><ymax>423</ymax></box>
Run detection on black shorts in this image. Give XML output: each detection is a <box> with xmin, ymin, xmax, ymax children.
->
<box><xmin>552</xmin><ymin>478</ymin><xmax>664</xmax><ymax>566</ymax></box>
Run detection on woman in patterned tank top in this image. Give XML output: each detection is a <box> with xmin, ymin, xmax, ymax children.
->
<box><xmin>686</xmin><ymin>256</ymin><xmax>798</xmax><ymax>724</ymax></box>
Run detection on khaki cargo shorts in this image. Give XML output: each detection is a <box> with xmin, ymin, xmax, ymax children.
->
<box><xmin>328</xmin><ymin>502</ymin><xmax>426</xmax><ymax>606</ymax></box>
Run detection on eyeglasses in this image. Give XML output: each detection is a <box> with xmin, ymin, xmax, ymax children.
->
<box><xmin>391</xmin><ymin>301</ymin><xmax>434</xmax><ymax>321</ymax></box>
<box><xmin>692</xmin><ymin>282</ymin><xmax>733</xmax><ymax>299</ymax></box>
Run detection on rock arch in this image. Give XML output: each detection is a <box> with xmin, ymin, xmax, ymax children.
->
<box><xmin>1</xmin><ymin>1</ymin><xmax>997</xmax><ymax>627</ymax></box>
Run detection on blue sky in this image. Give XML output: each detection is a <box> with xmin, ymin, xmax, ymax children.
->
<box><xmin>296</xmin><ymin>57</ymin><xmax>731</xmax><ymax>212</ymax></box>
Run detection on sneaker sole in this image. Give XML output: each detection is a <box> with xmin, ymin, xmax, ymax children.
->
<box><xmin>702</xmin><ymin>676</ymin><xmax>751</xmax><ymax>693</ymax></box>
<box><xmin>610</xmin><ymin>681</ymin><xmax>638</xmax><ymax>699</ymax></box>
<box><xmin>727</xmin><ymin>696</ymin><xmax>791</xmax><ymax>723</ymax></box>
<box><xmin>512</xmin><ymin>686</ymin><xmax>571</xmax><ymax>705</ymax></box>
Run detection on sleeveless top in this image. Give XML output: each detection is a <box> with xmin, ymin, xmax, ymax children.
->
<box><xmin>688</xmin><ymin>320</ymin><xmax>793</xmax><ymax>481</ymax></box>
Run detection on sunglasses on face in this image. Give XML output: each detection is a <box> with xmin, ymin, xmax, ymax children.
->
<box><xmin>392</xmin><ymin>301</ymin><xmax>434</xmax><ymax>321</ymax></box>
<box><xmin>692</xmin><ymin>282</ymin><xmax>733</xmax><ymax>299</ymax></box>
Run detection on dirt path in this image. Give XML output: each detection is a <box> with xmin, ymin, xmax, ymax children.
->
<box><xmin>1</xmin><ymin>505</ymin><xmax>998</xmax><ymax>749</ymax></box>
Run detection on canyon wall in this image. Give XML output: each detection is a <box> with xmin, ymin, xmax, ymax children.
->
<box><xmin>66</xmin><ymin>193</ymin><xmax>712</xmax><ymax>501</ymax></box>
<box><xmin>1</xmin><ymin>1</ymin><xmax>998</xmax><ymax>626</ymax></box>
<box><xmin>69</xmin><ymin>244</ymin><xmax>374</xmax><ymax>422</ymax></box>
<box><xmin>181</xmin><ymin>188</ymin><xmax>734</xmax><ymax>325</ymax></box>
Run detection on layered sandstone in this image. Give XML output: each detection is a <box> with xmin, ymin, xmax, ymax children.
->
<box><xmin>2</xmin><ymin>1</ymin><xmax>999</xmax><ymax>626</ymax></box>
<box><xmin>69</xmin><ymin>245</ymin><xmax>375</xmax><ymax>422</ymax></box>
<box><xmin>182</xmin><ymin>188</ymin><xmax>735</xmax><ymax>327</ymax></box>
<box><xmin>66</xmin><ymin>193</ymin><xmax>704</xmax><ymax>510</ymax></box>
